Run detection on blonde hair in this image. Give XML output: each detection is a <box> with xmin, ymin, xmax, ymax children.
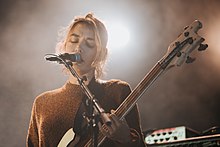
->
<box><xmin>56</xmin><ymin>13</ymin><xmax>108</xmax><ymax>79</ymax></box>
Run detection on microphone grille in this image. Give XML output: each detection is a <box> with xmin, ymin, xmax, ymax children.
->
<box><xmin>75</xmin><ymin>53</ymin><xmax>81</xmax><ymax>62</ymax></box>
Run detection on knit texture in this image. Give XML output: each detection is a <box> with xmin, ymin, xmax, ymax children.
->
<box><xmin>27</xmin><ymin>78</ymin><xmax>145</xmax><ymax>147</ymax></box>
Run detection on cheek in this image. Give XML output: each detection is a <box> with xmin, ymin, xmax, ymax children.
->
<box><xmin>65</xmin><ymin>42</ymin><xmax>76</xmax><ymax>52</ymax></box>
<box><xmin>85</xmin><ymin>49</ymin><xmax>97</xmax><ymax>63</ymax></box>
<box><xmin>90</xmin><ymin>48</ymin><xmax>97</xmax><ymax>59</ymax></box>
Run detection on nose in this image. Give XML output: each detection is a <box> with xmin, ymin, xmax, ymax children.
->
<box><xmin>75</xmin><ymin>38</ymin><xmax>84</xmax><ymax>53</ymax></box>
<box><xmin>75</xmin><ymin>46</ymin><xmax>81</xmax><ymax>53</ymax></box>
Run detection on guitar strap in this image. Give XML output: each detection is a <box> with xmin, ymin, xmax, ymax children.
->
<box><xmin>73</xmin><ymin>96</ymin><xmax>88</xmax><ymax>136</ymax></box>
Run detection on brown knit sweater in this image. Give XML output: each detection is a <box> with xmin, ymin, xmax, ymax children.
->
<box><xmin>26</xmin><ymin>78</ymin><xmax>146</xmax><ymax>147</ymax></box>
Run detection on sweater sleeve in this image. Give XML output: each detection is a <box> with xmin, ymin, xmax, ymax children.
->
<box><xmin>114</xmin><ymin>82</ymin><xmax>146</xmax><ymax>147</ymax></box>
<box><xmin>26</xmin><ymin>100</ymin><xmax>39</xmax><ymax>147</ymax></box>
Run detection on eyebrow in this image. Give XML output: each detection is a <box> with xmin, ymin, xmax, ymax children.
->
<box><xmin>70</xmin><ymin>33</ymin><xmax>95</xmax><ymax>41</ymax></box>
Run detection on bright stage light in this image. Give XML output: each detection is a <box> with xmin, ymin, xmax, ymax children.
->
<box><xmin>106</xmin><ymin>22</ymin><xmax>130</xmax><ymax>48</ymax></box>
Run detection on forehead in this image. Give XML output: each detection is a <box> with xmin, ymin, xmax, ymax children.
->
<box><xmin>69</xmin><ymin>22</ymin><xmax>95</xmax><ymax>37</ymax></box>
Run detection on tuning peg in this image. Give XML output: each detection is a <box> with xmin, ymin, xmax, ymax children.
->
<box><xmin>184</xmin><ymin>31</ymin><xmax>189</xmax><ymax>37</ymax></box>
<box><xmin>184</xmin><ymin>25</ymin><xmax>189</xmax><ymax>30</ymax></box>
<box><xmin>175</xmin><ymin>41</ymin><xmax>180</xmax><ymax>46</ymax></box>
<box><xmin>200</xmin><ymin>37</ymin><xmax>205</xmax><ymax>42</ymax></box>
<box><xmin>186</xmin><ymin>56</ymin><xmax>196</xmax><ymax>64</ymax></box>
<box><xmin>188</xmin><ymin>37</ymin><xmax>193</xmax><ymax>44</ymax></box>
<box><xmin>176</xmin><ymin>51</ymin><xmax>182</xmax><ymax>57</ymax></box>
<box><xmin>198</xmin><ymin>44</ymin><xmax>208</xmax><ymax>51</ymax></box>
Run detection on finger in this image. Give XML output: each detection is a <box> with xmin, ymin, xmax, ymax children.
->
<box><xmin>110</xmin><ymin>109</ymin><xmax>124</xmax><ymax>124</ymax></box>
<box><xmin>105</xmin><ymin>113</ymin><xmax>120</xmax><ymax>134</ymax></box>
<box><xmin>100</xmin><ymin>124</ymin><xmax>111</xmax><ymax>137</ymax></box>
<box><xmin>108</xmin><ymin>115</ymin><xmax>116</xmax><ymax>133</ymax></box>
<box><xmin>110</xmin><ymin>109</ymin><xmax>116</xmax><ymax>114</ymax></box>
<box><xmin>110</xmin><ymin>113</ymin><xmax>121</xmax><ymax>127</ymax></box>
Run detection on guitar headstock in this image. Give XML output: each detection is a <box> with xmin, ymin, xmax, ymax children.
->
<box><xmin>164</xmin><ymin>20</ymin><xmax>208</xmax><ymax>68</ymax></box>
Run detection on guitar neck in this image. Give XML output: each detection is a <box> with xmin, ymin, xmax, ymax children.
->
<box><xmin>115</xmin><ymin>60</ymin><xmax>165</xmax><ymax>119</ymax></box>
<box><xmin>85</xmin><ymin>59</ymin><xmax>166</xmax><ymax>147</ymax></box>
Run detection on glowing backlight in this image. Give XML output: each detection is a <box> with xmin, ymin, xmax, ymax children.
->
<box><xmin>106</xmin><ymin>22</ymin><xmax>130</xmax><ymax>48</ymax></box>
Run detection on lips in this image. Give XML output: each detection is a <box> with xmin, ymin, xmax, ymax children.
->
<box><xmin>78</xmin><ymin>57</ymin><xmax>84</xmax><ymax>64</ymax></box>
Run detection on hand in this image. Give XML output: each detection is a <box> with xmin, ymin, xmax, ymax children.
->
<box><xmin>100</xmin><ymin>110</ymin><xmax>131</xmax><ymax>143</ymax></box>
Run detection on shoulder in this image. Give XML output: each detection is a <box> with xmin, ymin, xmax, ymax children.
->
<box><xmin>33</xmin><ymin>86</ymin><xmax>63</xmax><ymax>106</ymax></box>
<box><xmin>99</xmin><ymin>79</ymin><xmax>130</xmax><ymax>88</ymax></box>
<box><xmin>98</xmin><ymin>79</ymin><xmax>132</xmax><ymax>95</ymax></box>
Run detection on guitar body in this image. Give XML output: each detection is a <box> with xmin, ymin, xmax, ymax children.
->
<box><xmin>58</xmin><ymin>128</ymin><xmax>80</xmax><ymax>147</ymax></box>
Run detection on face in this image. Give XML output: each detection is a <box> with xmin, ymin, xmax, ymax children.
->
<box><xmin>65</xmin><ymin>22</ymin><xmax>97</xmax><ymax>75</ymax></box>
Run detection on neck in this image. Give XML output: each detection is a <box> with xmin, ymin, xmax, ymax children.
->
<box><xmin>68</xmin><ymin>69</ymin><xmax>95</xmax><ymax>85</ymax></box>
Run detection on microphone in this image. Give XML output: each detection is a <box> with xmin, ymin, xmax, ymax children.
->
<box><xmin>45</xmin><ymin>53</ymin><xmax>82</xmax><ymax>63</ymax></box>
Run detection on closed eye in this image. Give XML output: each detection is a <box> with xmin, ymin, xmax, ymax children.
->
<box><xmin>86</xmin><ymin>38</ymin><xmax>96</xmax><ymax>48</ymax></box>
<box><xmin>69</xmin><ymin>34</ymin><xmax>79</xmax><ymax>43</ymax></box>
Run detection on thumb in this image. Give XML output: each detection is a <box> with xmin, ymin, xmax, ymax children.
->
<box><xmin>110</xmin><ymin>109</ymin><xmax>116</xmax><ymax>114</ymax></box>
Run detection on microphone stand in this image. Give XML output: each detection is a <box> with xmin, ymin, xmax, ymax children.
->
<box><xmin>45</xmin><ymin>54</ymin><xmax>111</xmax><ymax>147</ymax></box>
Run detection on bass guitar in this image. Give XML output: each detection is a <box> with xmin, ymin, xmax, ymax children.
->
<box><xmin>59</xmin><ymin>20</ymin><xmax>207</xmax><ymax>147</ymax></box>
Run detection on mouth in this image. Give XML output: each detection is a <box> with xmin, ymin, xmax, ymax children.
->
<box><xmin>73</xmin><ymin>53</ymin><xmax>84</xmax><ymax>65</ymax></box>
<box><xmin>77</xmin><ymin>53</ymin><xmax>84</xmax><ymax>63</ymax></box>
<box><xmin>78</xmin><ymin>57</ymin><xmax>84</xmax><ymax>64</ymax></box>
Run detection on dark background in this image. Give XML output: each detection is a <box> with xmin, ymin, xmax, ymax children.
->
<box><xmin>1</xmin><ymin>0</ymin><xmax>220</xmax><ymax>146</ymax></box>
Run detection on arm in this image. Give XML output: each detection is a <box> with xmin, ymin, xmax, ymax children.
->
<box><xmin>123</xmin><ymin>104</ymin><xmax>146</xmax><ymax>147</ymax></box>
<box><xmin>115</xmin><ymin>83</ymin><xmax>145</xmax><ymax>146</ymax></box>
<box><xmin>26</xmin><ymin>101</ymin><xmax>39</xmax><ymax>147</ymax></box>
<box><xmin>102</xmin><ymin>81</ymin><xmax>146</xmax><ymax>147</ymax></box>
